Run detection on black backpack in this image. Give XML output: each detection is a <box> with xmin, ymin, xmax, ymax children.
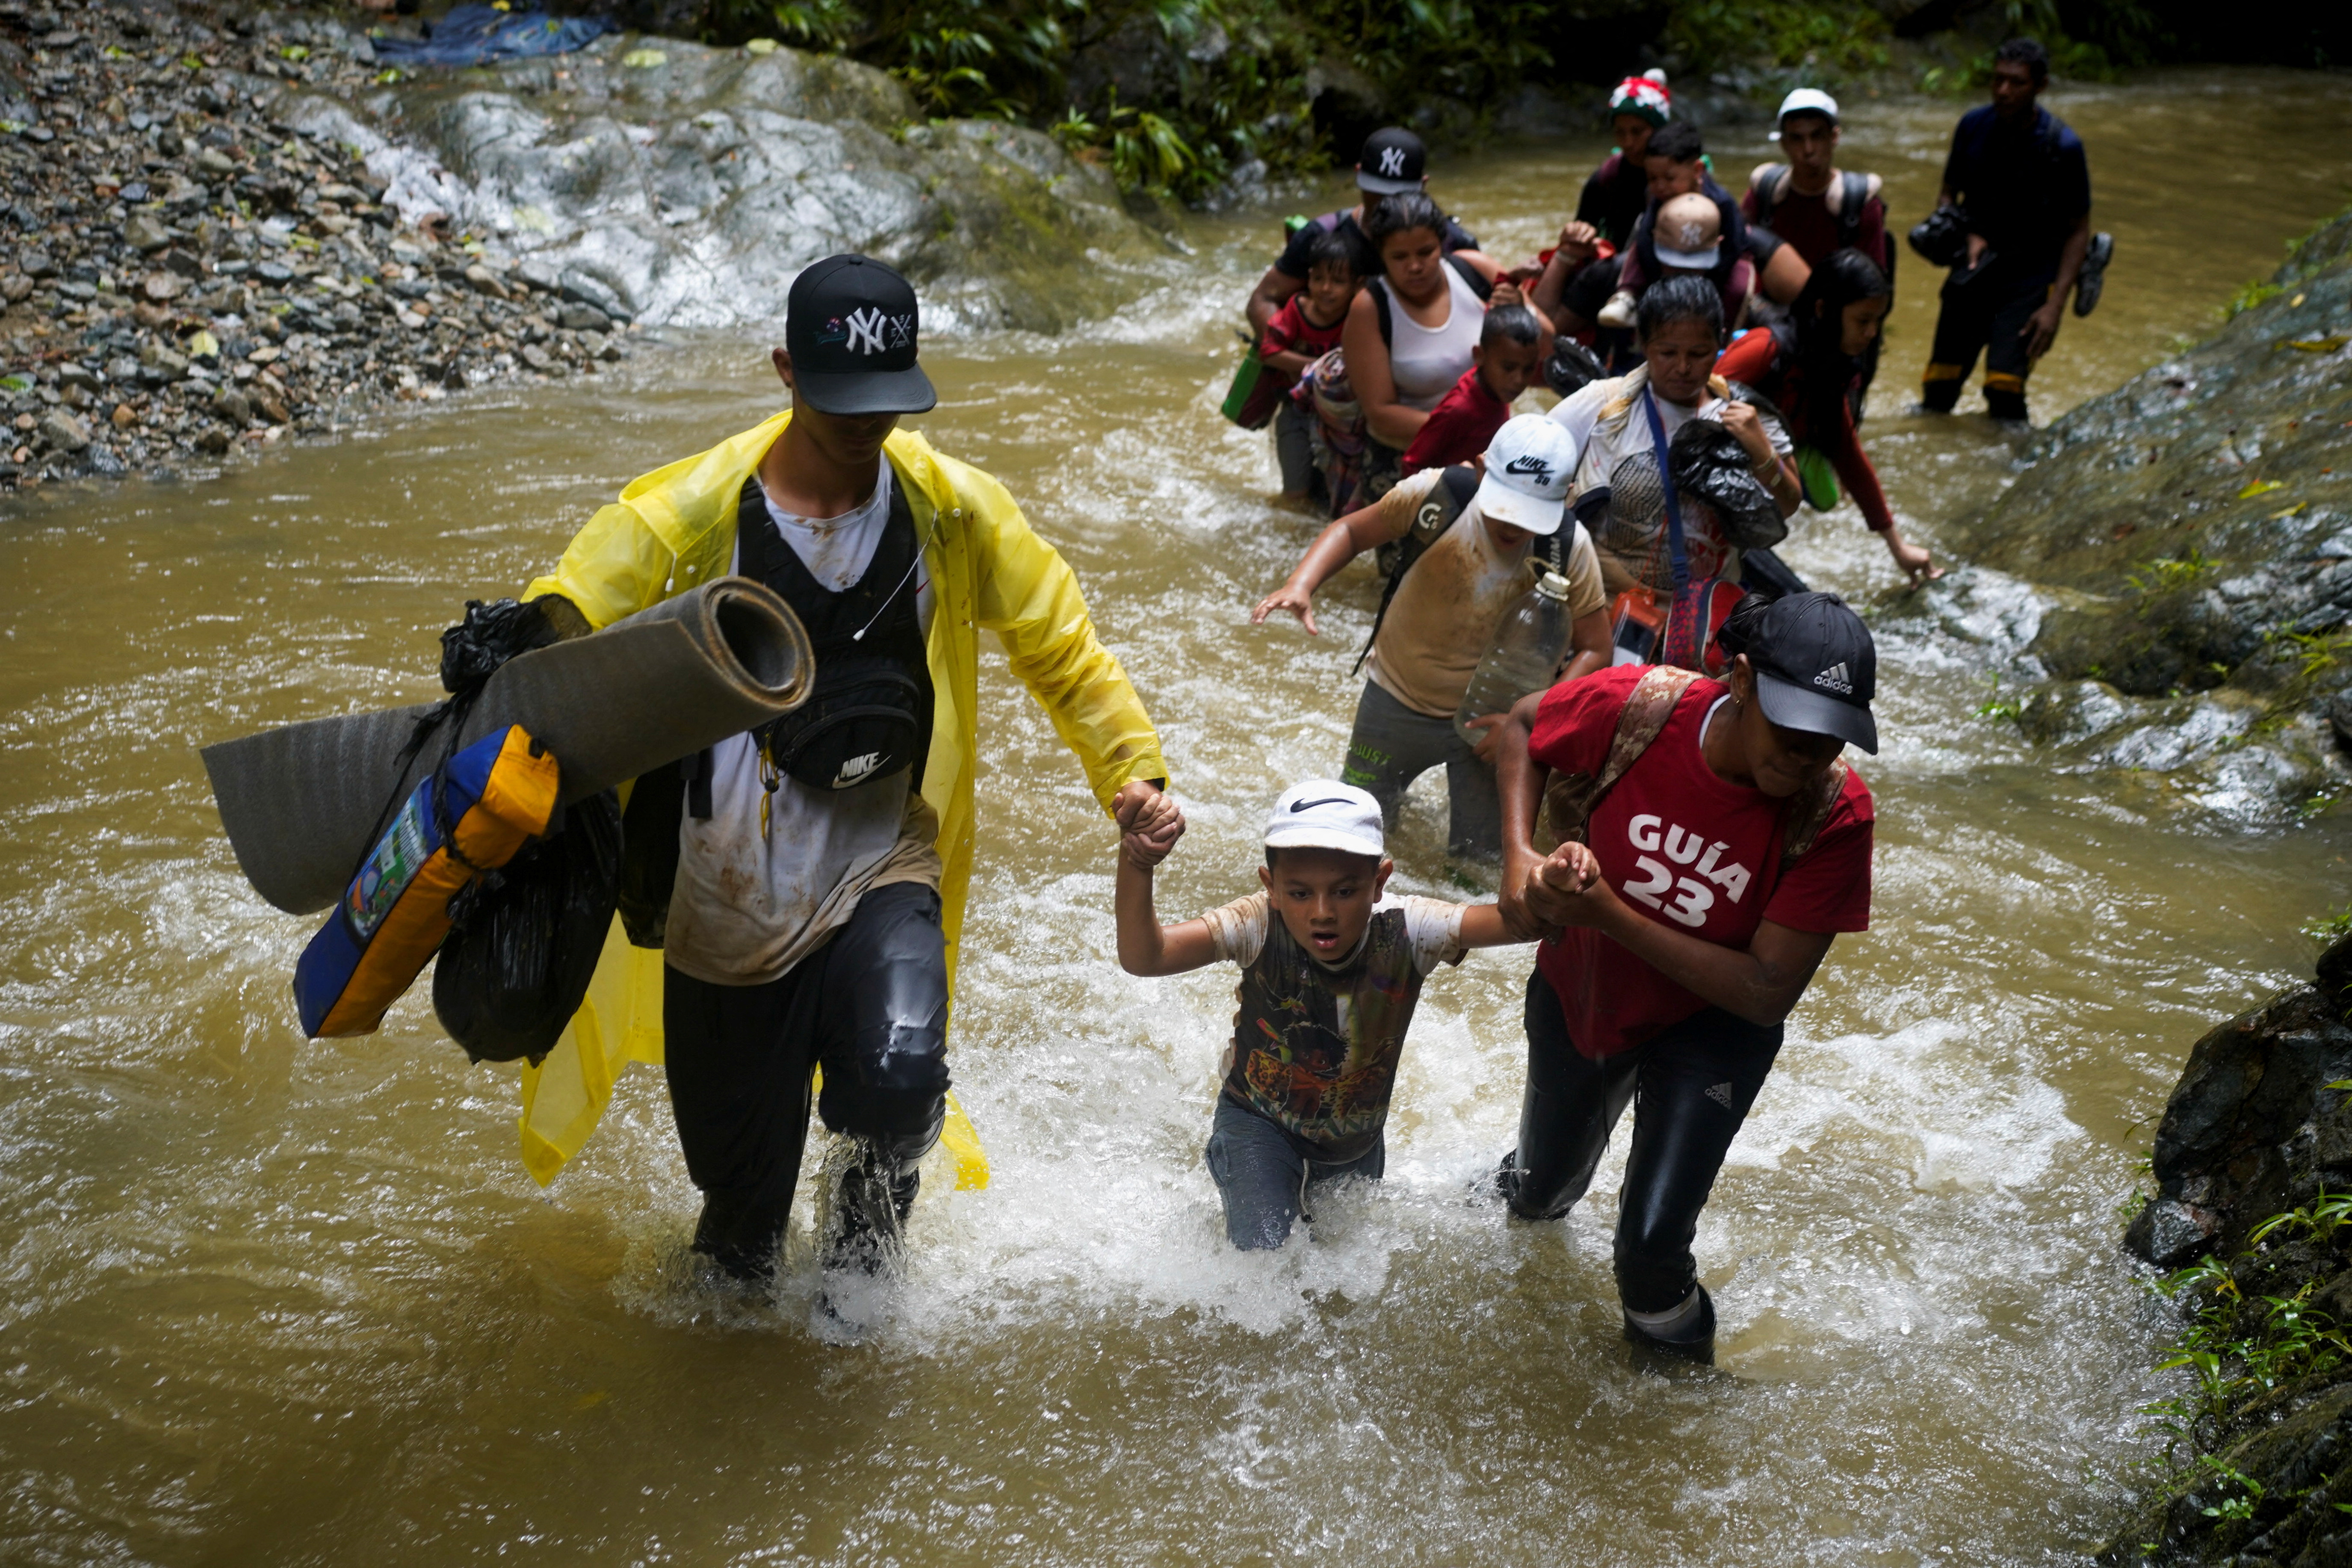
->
<box><xmin>1351</xmin><ymin>464</ymin><xmax>1483</xmax><ymax>675</ymax></box>
<box><xmin>1748</xmin><ymin>166</ymin><xmax>1879</xmax><ymax>251</ymax></box>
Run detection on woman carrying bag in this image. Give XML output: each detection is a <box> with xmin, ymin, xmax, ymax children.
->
<box><xmin>1485</xmin><ymin>590</ymin><xmax>1880</xmax><ymax>1362</ymax></box>
<box><xmin>1549</xmin><ymin>277</ymin><xmax>1803</xmax><ymax>674</ymax></box>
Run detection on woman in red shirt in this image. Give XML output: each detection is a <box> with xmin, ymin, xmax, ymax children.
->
<box><xmin>1489</xmin><ymin>591</ymin><xmax>1879</xmax><ymax>1361</ymax></box>
<box><xmin>1714</xmin><ymin>249</ymin><xmax>1941</xmax><ymax>584</ymax></box>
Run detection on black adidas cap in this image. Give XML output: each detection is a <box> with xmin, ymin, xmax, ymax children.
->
<box><xmin>784</xmin><ymin>254</ymin><xmax>937</xmax><ymax>417</ymax></box>
<box><xmin>1740</xmin><ymin>591</ymin><xmax>1878</xmax><ymax>754</ymax></box>
<box><xmin>1356</xmin><ymin>127</ymin><xmax>1427</xmax><ymax>195</ymax></box>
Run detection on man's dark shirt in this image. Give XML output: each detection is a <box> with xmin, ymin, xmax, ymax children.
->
<box><xmin>1274</xmin><ymin>207</ymin><xmax>1481</xmax><ymax>284</ymax></box>
<box><xmin>1941</xmin><ymin>104</ymin><xmax>2090</xmax><ymax>280</ymax></box>
<box><xmin>1575</xmin><ymin>152</ymin><xmax>1651</xmax><ymax>247</ymax></box>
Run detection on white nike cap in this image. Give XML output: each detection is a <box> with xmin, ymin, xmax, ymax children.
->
<box><xmin>1473</xmin><ymin>413</ymin><xmax>1577</xmax><ymax>535</ymax></box>
<box><xmin>1264</xmin><ymin>780</ymin><xmax>1386</xmax><ymax>860</ymax></box>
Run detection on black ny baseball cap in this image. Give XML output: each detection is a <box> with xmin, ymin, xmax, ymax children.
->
<box><xmin>1356</xmin><ymin>127</ymin><xmax>1427</xmax><ymax>195</ymax></box>
<box><xmin>1738</xmin><ymin>591</ymin><xmax>1879</xmax><ymax>753</ymax></box>
<box><xmin>784</xmin><ymin>254</ymin><xmax>937</xmax><ymax>416</ymax></box>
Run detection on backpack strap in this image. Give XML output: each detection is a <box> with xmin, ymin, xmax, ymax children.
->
<box><xmin>1444</xmin><ymin>252</ymin><xmax>1495</xmax><ymax>302</ymax></box>
<box><xmin>1532</xmin><ymin>666</ymin><xmax>1700</xmax><ymax>852</ymax></box>
<box><xmin>1748</xmin><ymin>163</ymin><xmax>1791</xmax><ymax>227</ymax></box>
<box><xmin>1779</xmin><ymin>756</ymin><xmax>1848</xmax><ymax>864</ymax></box>
<box><xmin>1836</xmin><ymin>171</ymin><xmax>1870</xmax><ymax>250</ymax></box>
<box><xmin>1351</xmin><ymin>465</ymin><xmax>1479</xmax><ymax>675</ymax></box>
<box><xmin>1371</xmin><ymin>275</ymin><xmax>1393</xmax><ymax>348</ymax></box>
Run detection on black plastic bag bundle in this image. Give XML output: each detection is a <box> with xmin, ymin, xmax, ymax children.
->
<box><xmin>1907</xmin><ymin>204</ymin><xmax>1970</xmax><ymax>269</ymax></box>
<box><xmin>1668</xmin><ymin>417</ymin><xmax>1788</xmax><ymax>551</ymax></box>
<box><xmin>432</xmin><ymin>789</ymin><xmax>622</xmax><ymax>1063</ymax></box>
<box><xmin>1544</xmin><ymin>336</ymin><xmax>1608</xmax><ymax>398</ymax></box>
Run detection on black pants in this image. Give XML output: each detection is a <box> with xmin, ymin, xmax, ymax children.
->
<box><xmin>1922</xmin><ymin>266</ymin><xmax>2051</xmax><ymax>421</ymax></box>
<box><xmin>1509</xmin><ymin>969</ymin><xmax>1782</xmax><ymax>1313</ymax></box>
<box><xmin>662</xmin><ymin>881</ymin><xmax>949</xmax><ymax>1270</ymax></box>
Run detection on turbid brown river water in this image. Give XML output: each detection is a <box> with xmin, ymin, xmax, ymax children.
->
<box><xmin>6</xmin><ymin>66</ymin><xmax>2352</xmax><ymax>1568</ymax></box>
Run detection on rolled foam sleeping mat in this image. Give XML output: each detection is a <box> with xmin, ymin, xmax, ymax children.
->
<box><xmin>204</xmin><ymin>577</ymin><xmax>813</xmax><ymax>915</ymax></box>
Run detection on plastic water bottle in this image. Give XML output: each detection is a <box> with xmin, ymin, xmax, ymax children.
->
<box><xmin>1454</xmin><ymin>572</ymin><xmax>1575</xmax><ymax>744</ymax></box>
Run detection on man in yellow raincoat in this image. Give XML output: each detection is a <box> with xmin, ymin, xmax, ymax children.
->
<box><xmin>518</xmin><ymin>255</ymin><xmax>1180</xmax><ymax>1284</ymax></box>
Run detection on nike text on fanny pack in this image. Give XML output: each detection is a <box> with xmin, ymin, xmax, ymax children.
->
<box><xmin>834</xmin><ymin>750</ymin><xmax>885</xmax><ymax>786</ymax></box>
<box><xmin>843</xmin><ymin>307</ymin><xmax>913</xmax><ymax>356</ymax></box>
<box><xmin>1814</xmin><ymin>661</ymin><xmax>1853</xmax><ymax>695</ymax></box>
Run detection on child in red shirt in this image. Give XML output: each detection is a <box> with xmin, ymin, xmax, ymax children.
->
<box><xmin>1401</xmin><ymin>303</ymin><xmax>1545</xmax><ymax>474</ymax></box>
<box><xmin>1263</xmin><ymin>231</ymin><xmax>1360</xmax><ymax>500</ymax></box>
<box><xmin>1488</xmin><ymin>591</ymin><xmax>1879</xmax><ymax>1362</ymax></box>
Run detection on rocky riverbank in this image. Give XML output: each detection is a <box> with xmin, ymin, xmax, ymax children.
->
<box><xmin>1913</xmin><ymin>207</ymin><xmax>2352</xmax><ymax>825</ymax></box>
<box><xmin>2102</xmin><ymin>934</ymin><xmax>2352</xmax><ymax>1565</ymax></box>
<box><xmin>0</xmin><ymin>0</ymin><xmax>1170</xmax><ymax>493</ymax></box>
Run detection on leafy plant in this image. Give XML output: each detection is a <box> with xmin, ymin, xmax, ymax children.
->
<box><xmin>1975</xmin><ymin>674</ymin><xmax>2022</xmax><ymax>722</ymax></box>
<box><xmin>2127</xmin><ymin>548</ymin><xmax>2219</xmax><ymax>596</ymax></box>
<box><xmin>2225</xmin><ymin>281</ymin><xmax>2284</xmax><ymax>319</ymax></box>
<box><xmin>2307</xmin><ymin>909</ymin><xmax>2352</xmax><ymax>944</ymax></box>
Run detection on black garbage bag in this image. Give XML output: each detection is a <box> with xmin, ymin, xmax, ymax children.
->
<box><xmin>432</xmin><ymin>789</ymin><xmax>621</xmax><ymax>1063</ymax></box>
<box><xmin>1544</xmin><ymin>336</ymin><xmax>1608</xmax><ymax>398</ymax></box>
<box><xmin>439</xmin><ymin>596</ymin><xmax>561</xmax><ymax>696</ymax></box>
<box><xmin>1668</xmin><ymin>417</ymin><xmax>1788</xmax><ymax>551</ymax></box>
<box><xmin>1907</xmin><ymin>204</ymin><xmax>1970</xmax><ymax>269</ymax></box>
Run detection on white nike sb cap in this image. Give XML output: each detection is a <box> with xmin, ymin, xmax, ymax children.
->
<box><xmin>1473</xmin><ymin>413</ymin><xmax>1577</xmax><ymax>535</ymax></box>
<box><xmin>1264</xmin><ymin>780</ymin><xmax>1386</xmax><ymax>860</ymax></box>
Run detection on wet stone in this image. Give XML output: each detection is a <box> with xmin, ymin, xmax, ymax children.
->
<box><xmin>37</xmin><ymin>410</ymin><xmax>89</xmax><ymax>452</ymax></box>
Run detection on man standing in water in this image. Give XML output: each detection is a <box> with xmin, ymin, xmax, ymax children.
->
<box><xmin>522</xmin><ymin>255</ymin><xmax>1181</xmax><ymax>1297</ymax></box>
<box><xmin>1918</xmin><ymin>38</ymin><xmax>2105</xmax><ymax>423</ymax></box>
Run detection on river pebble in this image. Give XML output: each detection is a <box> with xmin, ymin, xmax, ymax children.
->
<box><xmin>0</xmin><ymin>0</ymin><xmax>638</xmax><ymax>491</ymax></box>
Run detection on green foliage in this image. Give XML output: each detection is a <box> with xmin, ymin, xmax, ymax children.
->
<box><xmin>703</xmin><ymin>0</ymin><xmax>1557</xmax><ymax>198</ymax></box>
<box><xmin>1975</xmin><ymin>673</ymin><xmax>2022</xmax><ymax>722</ymax></box>
<box><xmin>2126</xmin><ymin>548</ymin><xmax>2220</xmax><ymax>597</ymax></box>
<box><xmin>2307</xmin><ymin>909</ymin><xmax>2352</xmax><ymax>945</ymax></box>
<box><xmin>2225</xmin><ymin>281</ymin><xmax>2285</xmax><ymax>319</ymax></box>
<box><xmin>1664</xmin><ymin>0</ymin><xmax>1888</xmax><ymax>80</ymax></box>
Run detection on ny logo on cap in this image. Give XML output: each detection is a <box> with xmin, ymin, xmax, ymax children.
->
<box><xmin>844</xmin><ymin>306</ymin><xmax>913</xmax><ymax>356</ymax></box>
<box><xmin>1815</xmin><ymin>661</ymin><xmax>1853</xmax><ymax>694</ymax></box>
<box><xmin>1503</xmin><ymin>454</ymin><xmax>1555</xmax><ymax>483</ymax></box>
<box><xmin>1377</xmin><ymin>146</ymin><xmax>1407</xmax><ymax>177</ymax></box>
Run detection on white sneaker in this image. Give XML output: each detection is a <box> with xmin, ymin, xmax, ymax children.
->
<box><xmin>1597</xmin><ymin>289</ymin><xmax>1639</xmax><ymax>331</ymax></box>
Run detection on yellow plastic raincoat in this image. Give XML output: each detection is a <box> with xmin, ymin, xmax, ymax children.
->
<box><xmin>511</xmin><ymin>410</ymin><xmax>1167</xmax><ymax>1187</ymax></box>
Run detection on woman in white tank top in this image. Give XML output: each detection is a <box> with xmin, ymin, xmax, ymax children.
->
<box><xmin>1339</xmin><ymin>192</ymin><xmax>1515</xmax><ymax>498</ymax></box>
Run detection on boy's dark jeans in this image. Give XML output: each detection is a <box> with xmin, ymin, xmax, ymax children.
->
<box><xmin>1206</xmin><ymin>1098</ymin><xmax>1386</xmax><ymax>1250</ymax></box>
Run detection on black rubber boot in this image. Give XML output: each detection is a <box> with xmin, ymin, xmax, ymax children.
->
<box><xmin>1623</xmin><ymin>1284</ymin><xmax>1717</xmax><ymax>1367</ymax></box>
<box><xmin>821</xmin><ymin>1137</ymin><xmax>922</xmax><ymax>1277</ymax></box>
<box><xmin>1487</xmin><ymin>1150</ymin><xmax>1576</xmax><ymax>1222</ymax></box>
<box><xmin>1984</xmin><ymin>387</ymin><xmax>2029</xmax><ymax>424</ymax></box>
<box><xmin>691</xmin><ymin>1190</ymin><xmax>790</xmax><ymax>1283</ymax></box>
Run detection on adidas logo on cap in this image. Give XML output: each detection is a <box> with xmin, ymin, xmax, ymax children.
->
<box><xmin>1814</xmin><ymin>661</ymin><xmax>1853</xmax><ymax>695</ymax></box>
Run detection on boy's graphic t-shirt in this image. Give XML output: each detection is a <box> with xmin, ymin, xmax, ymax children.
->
<box><xmin>1526</xmin><ymin>665</ymin><xmax>1874</xmax><ymax>1059</ymax></box>
<box><xmin>1200</xmin><ymin>891</ymin><xmax>1467</xmax><ymax>1161</ymax></box>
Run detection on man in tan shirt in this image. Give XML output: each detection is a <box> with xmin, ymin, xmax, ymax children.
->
<box><xmin>1254</xmin><ymin>415</ymin><xmax>1610</xmax><ymax>861</ymax></box>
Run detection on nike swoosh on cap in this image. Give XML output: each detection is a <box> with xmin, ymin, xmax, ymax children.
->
<box><xmin>1289</xmin><ymin>797</ymin><xmax>1353</xmax><ymax>812</ymax></box>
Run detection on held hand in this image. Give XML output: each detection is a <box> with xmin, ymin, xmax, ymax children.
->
<box><xmin>1251</xmin><ymin>583</ymin><xmax>1320</xmax><ymax>636</ymax></box>
<box><xmin>1556</xmin><ymin>220</ymin><xmax>1599</xmax><ymax>266</ymax></box>
<box><xmin>2021</xmin><ymin>300</ymin><xmax>2063</xmax><ymax>363</ymax></box>
<box><xmin>1489</xmin><ymin>279</ymin><xmax>1525</xmax><ymax>310</ymax></box>
<box><xmin>1520</xmin><ymin>841</ymin><xmax>1611</xmax><ymax>930</ymax></box>
<box><xmin>1463</xmin><ymin>712</ymin><xmax>1510</xmax><ymax>764</ymax></box>
<box><xmin>1883</xmin><ymin>526</ymin><xmax>1945</xmax><ymax>586</ymax></box>
<box><xmin>1718</xmin><ymin>399</ymin><xmax>1775</xmax><ymax>466</ymax></box>
<box><xmin>1114</xmin><ymin>781</ymin><xmax>1185</xmax><ymax>868</ymax></box>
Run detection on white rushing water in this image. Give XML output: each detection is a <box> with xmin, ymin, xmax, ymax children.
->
<box><xmin>3</xmin><ymin>68</ymin><xmax>2352</xmax><ymax>1566</ymax></box>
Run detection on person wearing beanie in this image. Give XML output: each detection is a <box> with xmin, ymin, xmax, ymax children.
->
<box><xmin>1488</xmin><ymin>589</ymin><xmax>1880</xmax><ymax>1363</ymax></box>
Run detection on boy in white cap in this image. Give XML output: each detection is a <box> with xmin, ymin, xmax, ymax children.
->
<box><xmin>1116</xmin><ymin>780</ymin><xmax>1575</xmax><ymax>1249</ymax></box>
<box><xmin>1254</xmin><ymin>414</ymin><xmax>1611</xmax><ymax>862</ymax></box>
<box><xmin>1746</xmin><ymin>89</ymin><xmax>1892</xmax><ymax>413</ymax></box>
